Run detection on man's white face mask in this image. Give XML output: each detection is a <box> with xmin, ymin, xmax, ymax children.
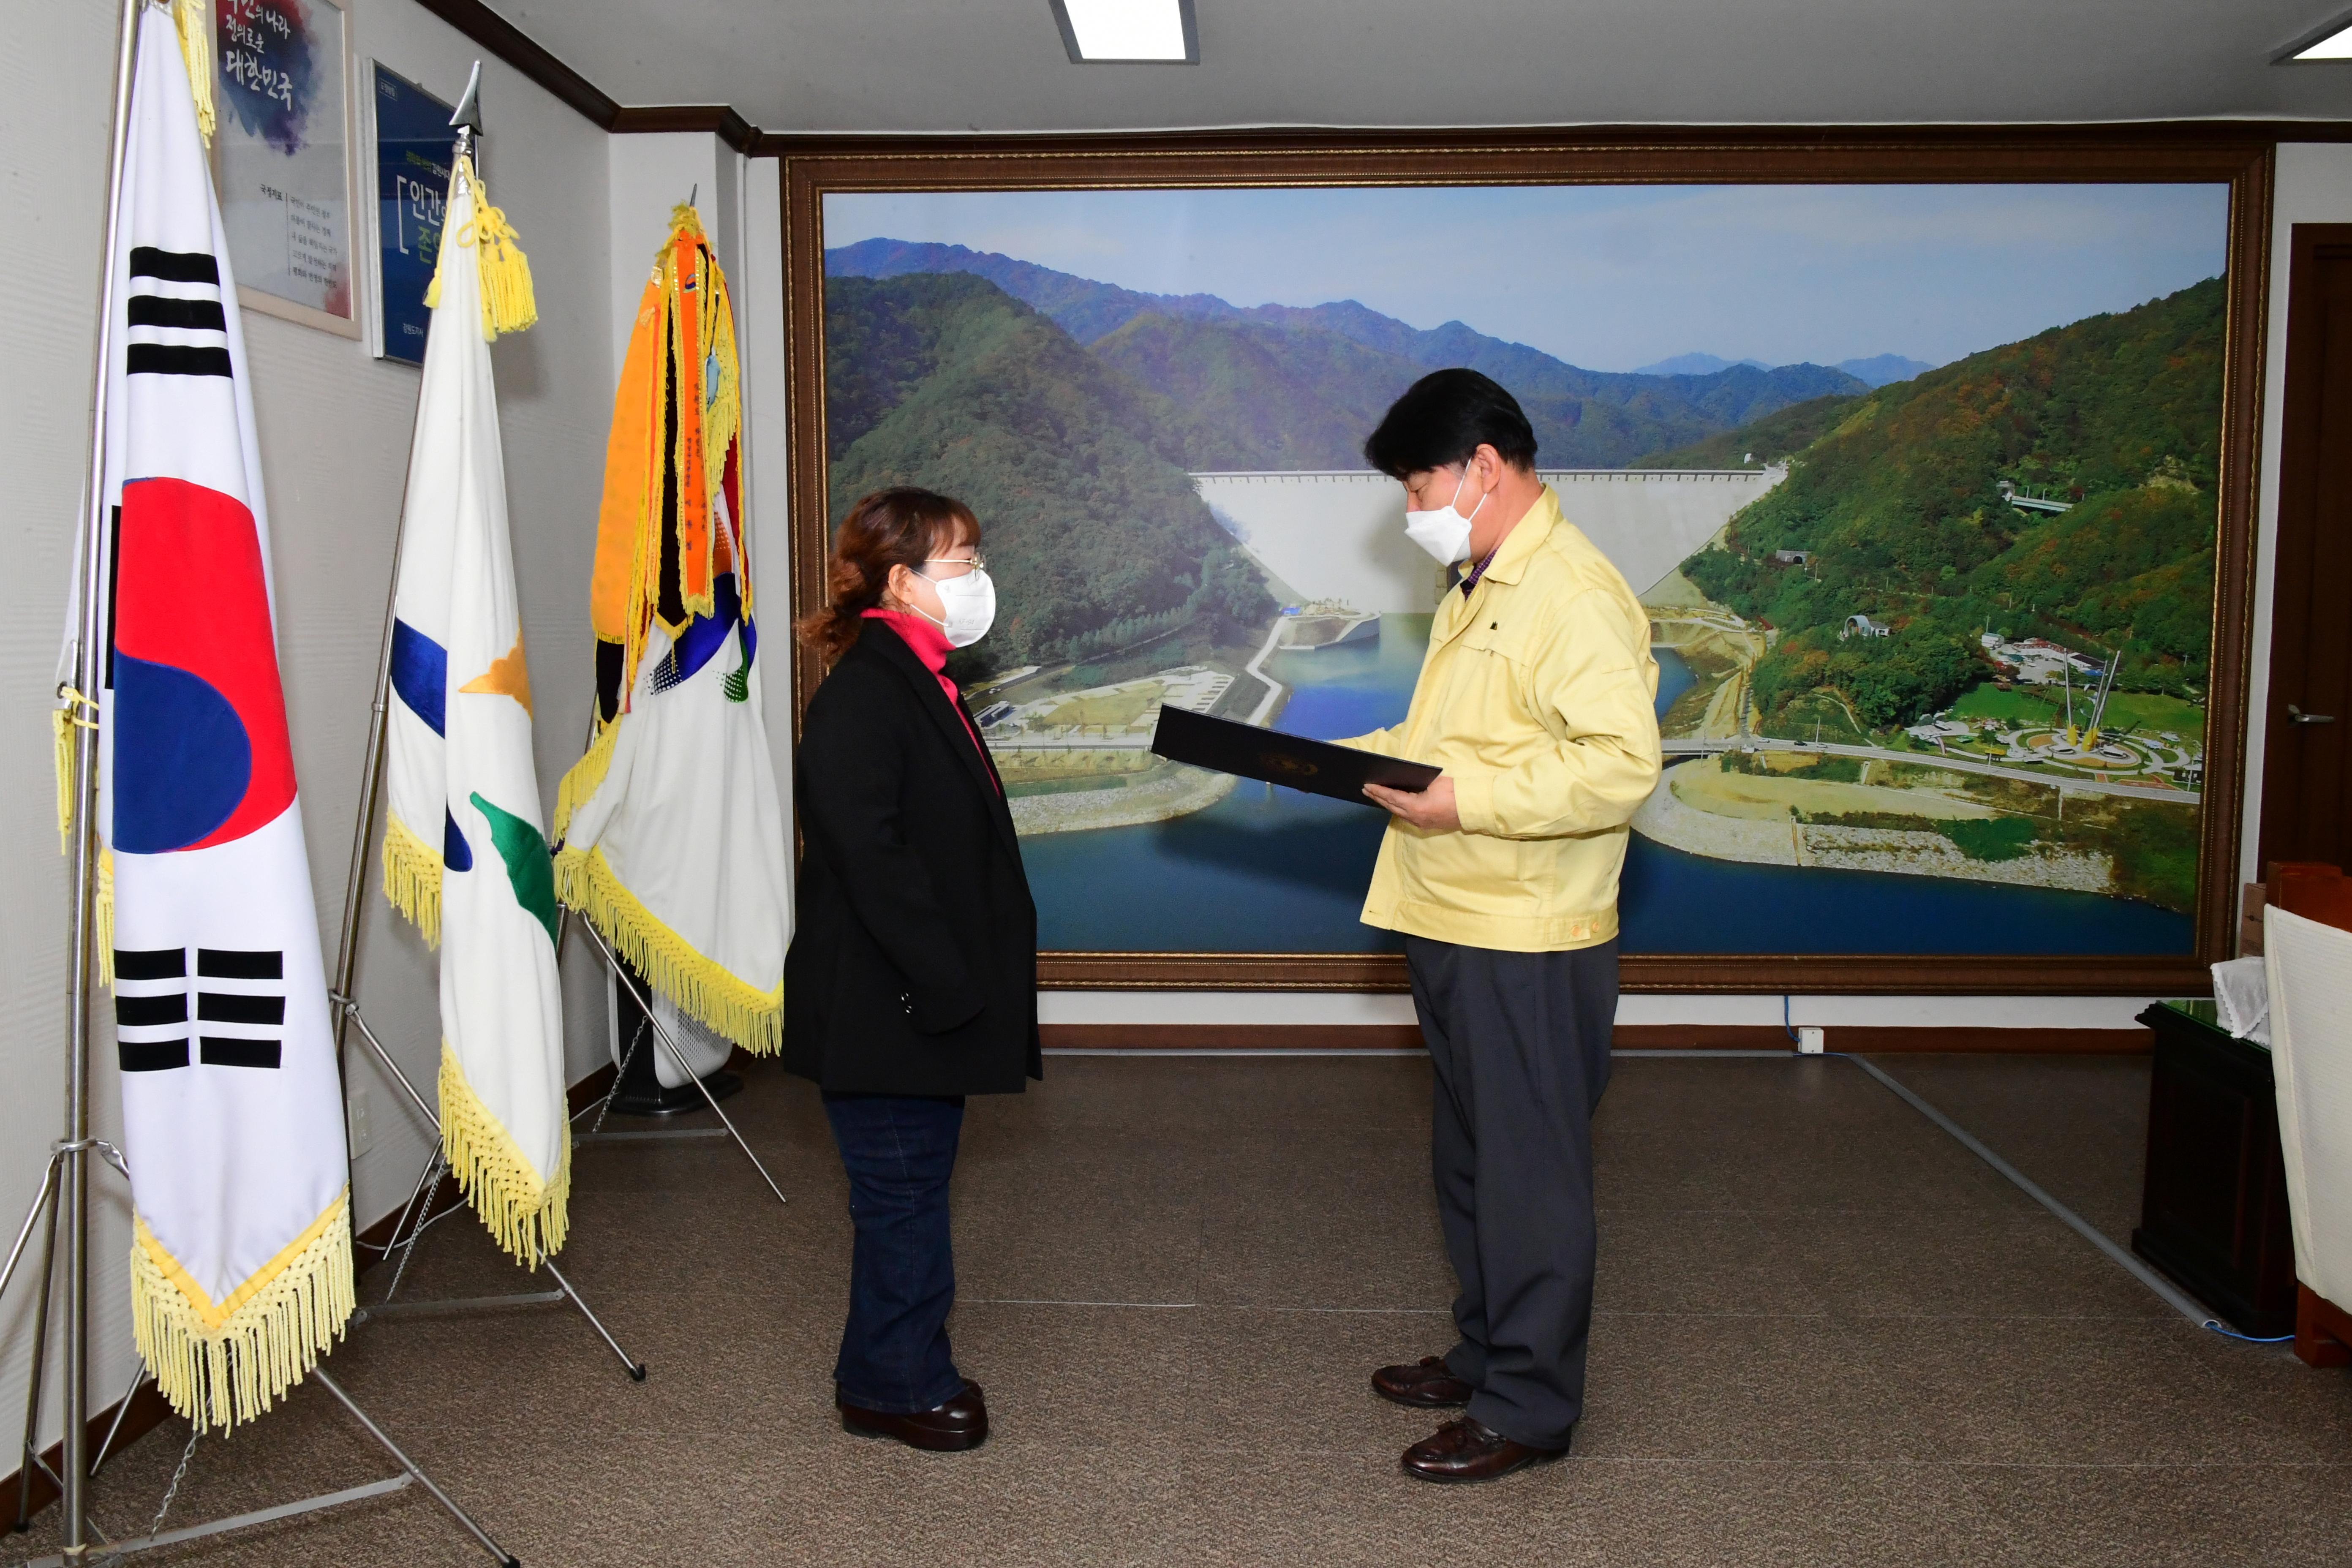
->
<box><xmin>1402</xmin><ymin>462</ymin><xmax>1486</xmax><ymax>565</ymax></box>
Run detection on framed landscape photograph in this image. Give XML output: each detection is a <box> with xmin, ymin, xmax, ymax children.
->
<box><xmin>777</xmin><ymin>131</ymin><xmax>2268</xmax><ymax>994</ymax></box>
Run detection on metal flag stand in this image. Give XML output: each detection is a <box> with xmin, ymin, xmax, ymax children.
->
<box><xmin>4</xmin><ymin>29</ymin><xmax>520</xmax><ymax>1564</ymax></box>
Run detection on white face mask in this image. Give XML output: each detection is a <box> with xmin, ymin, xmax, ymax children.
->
<box><xmin>911</xmin><ymin>565</ymin><xmax>996</xmax><ymax>648</ymax></box>
<box><xmin>1402</xmin><ymin>463</ymin><xmax>1486</xmax><ymax>565</ymax></box>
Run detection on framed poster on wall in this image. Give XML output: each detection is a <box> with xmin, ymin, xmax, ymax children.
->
<box><xmin>211</xmin><ymin>0</ymin><xmax>359</xmax><ymax>338</ymax></box>
<box><xmin>367</xmin><ymin>63</ymin><xmax>457</xmax><ymax>365</ymax></box>
<box><xmin>778</xmin><ymin>131</ymin><xmax>2268</xmax><ymax>996</ymax></box>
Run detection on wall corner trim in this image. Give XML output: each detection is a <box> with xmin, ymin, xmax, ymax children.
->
<box><xmin>610</xmin><ymin>105</ymin><xmax>760</xmax><ymax>152</ymax></box>
<box><xmin>405</xmin><ymin>0</ymin><xmax>761</xmax><ymax>149</ymax></box>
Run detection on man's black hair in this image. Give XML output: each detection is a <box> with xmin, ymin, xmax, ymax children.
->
<box><xmin>1362</xmin><ymin>368</ymin><xmax>1538</xmax><ymax>479</ymax></box>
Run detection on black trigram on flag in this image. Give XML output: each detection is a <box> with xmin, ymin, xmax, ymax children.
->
<box><xmin>112</xmin><ymin>947</ymin><xmax>285</xmax><ymax>1071</ymax></box>
<box><xmin>126</xmin><ymin>247</ymin><xmax>230</xmax><ymax>380</ymax></box>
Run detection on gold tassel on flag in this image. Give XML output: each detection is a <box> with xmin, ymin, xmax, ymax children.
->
<box><xmin>170</xmin><ymin>0</ymin><xmax>214</xmax><ymax>144</ymax></box>
<box><xmin>380</xmin><ymin>813</ymin><xmax>444</xmax><ymax>946</ymax></box>
<box><xmin>426</xmin><ymin>155</ymin><xmax>538</xmax><ymax>340</ymax></box>
<box><xmin>129</xmin><ymin>1194</ymin><xmax>355</xmax><ymax>1433</ymax></box>
<box><xmin>438</xmin><ymin>1045</ymin><xmax>570</xmax><ymax>1266</ymax></box>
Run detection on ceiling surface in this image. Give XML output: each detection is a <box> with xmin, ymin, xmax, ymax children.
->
<box><xmin>488</xmin><ymin>0</ymin><xmax>2352</xmax><ymax>133</ymax></box>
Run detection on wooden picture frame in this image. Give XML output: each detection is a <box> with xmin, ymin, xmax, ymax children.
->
<box><xmin>773</xmin><ymin>127</ymin><xmax>2273</xmax><ymax>996</ymax></box>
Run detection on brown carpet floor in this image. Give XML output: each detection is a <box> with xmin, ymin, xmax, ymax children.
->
<box><xmin>8</xmin><ymin>1050</ymin><xmax>2350</xmax><ymax>1566</ymax></box>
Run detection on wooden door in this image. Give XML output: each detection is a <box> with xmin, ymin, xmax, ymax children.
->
<box><xmin>2262</xmin><ymin>225</ymin><xmax>2352</xmax><ymax>872</ymax></box>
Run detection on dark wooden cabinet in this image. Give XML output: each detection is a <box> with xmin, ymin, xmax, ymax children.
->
<box><xmin>2132</xmin><ymin>1001</ymin><xmax>2299</xmax><ymax>1338</ymax></box>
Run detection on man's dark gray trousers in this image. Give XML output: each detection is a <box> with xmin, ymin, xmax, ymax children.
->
<box><xmin>1405</xmin><ymin>934</ymin><xmax>1617</xmax><ymax>1451</ymax></box>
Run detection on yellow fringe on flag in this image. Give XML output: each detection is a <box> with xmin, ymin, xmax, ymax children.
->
<box><xmin>381</xmin><ymin>812</ymin><xmax>444</xmax><ymax>947</ymax></box>
<box><xmin>129</xmin><ymin>1193</ymin><xmax>353</xmax><ymax>1434</ymax></box>
<box><xmin>171</xmin><ymin>0</ymin><xmax>215</xmax><ymax>144</ymax></box>
<box><xmin>438</xmin><ymin>1043</ymin><xmax>570</xmax><ymax>1266</ymax></box>
<box><xmin>95</xmin><ymin>849</ymin><xmax>114</xmax><ymax>988</ymax></box>
<box><xmin>53</xmin><ymin>687</ymin><xmax>100</xmax><ymax>856</ymax></box>
<box><xmin>425</xmin><ymin>156</ymin><xmax>538</xmax><ymax>341</ymax></box>
<box><xmin>53</xmin><ymin>708</ymin><xmax>74</xmax><ymax>856</ymax></box>
<box><xmin>551</xmin><ymin>716</ymin><xmax>622</xmax><ymax>845</ymax></box>
<box><xmin>553</xmin><ymin>843</ymin><xmax>782</xmax><ymax>1054</ymax></box>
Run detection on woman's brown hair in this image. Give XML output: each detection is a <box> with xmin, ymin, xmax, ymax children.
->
<box><xmin>796</xmin><ymin>487</ymin><xmax>981</xmax><ymax>658</ymax></box>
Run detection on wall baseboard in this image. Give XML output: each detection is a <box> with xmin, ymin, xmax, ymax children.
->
<box><xmin>1040</xmin><ymin>1023</ymin><xmax>2152</xmax><ymax>1054</ymax></box>
<box><xmin>0</xmin><ymin>1062</ymin><xmax>625</xmax><ymax>1527</ymax></box>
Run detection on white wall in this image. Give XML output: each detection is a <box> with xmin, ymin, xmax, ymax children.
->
<box><xmin>2</xmin><ymin>0</ymin><xmax>613</xmax><ymax>1480</ymax></box>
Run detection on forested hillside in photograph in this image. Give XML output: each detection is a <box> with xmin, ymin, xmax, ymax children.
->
<box><xmin>825</xmin><ymin>273</ymin><xmax>1269</xmax><ymax>672</ymax></box>
<box><xmin>1682</xmin><ymin>276</ymin><xmax>2224</xmax><ymax>727</ymax></box>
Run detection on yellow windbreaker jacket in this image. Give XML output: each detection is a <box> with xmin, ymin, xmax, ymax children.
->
<box><xmin>1342</xmin><ymin>486</ymin><xmax>1663</xmax><ymax>952</ymax></box>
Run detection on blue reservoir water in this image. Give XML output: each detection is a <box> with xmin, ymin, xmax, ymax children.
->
<box><xmin>1015</xmin><ymin>622</ymin><xmax>2192</xmax><ymax>956</ymax></box>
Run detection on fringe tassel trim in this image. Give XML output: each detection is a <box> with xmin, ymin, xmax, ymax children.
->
<box><xmin>52</xmin><ymin>687</ymin><xmax>98</xmax><ymax>856</ymax></box>
<box><xmin>438</xmin><ymin>1043</ymin><xmax>570</xmax><ymax>1267</ymax></box>
<box><xmin>130</xmin><ymin>1193</ymin><xmax>354</xmax><ymax>1434</ymax></box>
<box><xmin>96</xmin><ymin>849</ymin><xmax>114</xmax><ymax>988</ymax></box>
<box><xmin>381</xmin><ymin>811</ymin><xmax>444</xmax><ymax>947</ymax></box>
<box><xmin>171</xmin><ymin>0</ymin><xmax>216</xmax><ymax>144</ymax></box>
<box><xmin>553</xmin><ymin>716</ymin><xmax>622</xmax><ymax>845</ymax></box>
<box><xmin>425</xmin><ymin>156</ymin><xmax>538</xmax><ymax>340</ymax></box>
<box><xmin>552</xmin><ymin>844</ymin><xmax>782</xmax><ymax>1054</ymax></box>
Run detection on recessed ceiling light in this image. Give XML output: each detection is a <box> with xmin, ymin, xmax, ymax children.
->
<box><xmin>1050</xmin><ymin>0</ymin><xmax>1198</xmax><ymax>64</ymax></box>
<box><xmin>2289</xmin><ymin>15</ymin><xmax>2352</xmax><ymax>58</ymax></box>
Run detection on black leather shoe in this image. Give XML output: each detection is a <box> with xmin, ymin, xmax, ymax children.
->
<box><xmin>1372</xmin><ymin>1356</ymin><xmax>1473</xmax><ymax>1408</ymax></box>
<box><xmin>1401</xmin><ymin>1416</ymin><xmax>1564</xmax><ymax>1483</ymax></box>
<box><xmin>837</xmin><ymin>1382</ymin><xmax>989</xmax><ymax>1451</ymax></box>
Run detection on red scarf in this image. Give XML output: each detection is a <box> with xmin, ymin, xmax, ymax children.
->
<box><xmin>863</xmin><ymin>608</ymin><xmax>999</xmax><ymax>793</ymax></box>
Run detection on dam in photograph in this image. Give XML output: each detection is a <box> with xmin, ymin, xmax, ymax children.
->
<box><xmin>1191</xmin><ymin>466</ymin><xmax>1788</xmax><ymax>605</ymax></box>
<box><xmin>1011</xmin><ymin>464</ymin><xmax>2191</xmax><ymax>957</ymax></box>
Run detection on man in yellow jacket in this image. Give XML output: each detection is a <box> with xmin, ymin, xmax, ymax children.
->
<box><xmin>1346</xmin><ymin>370</ymin><xmax>1662</xmax><ymax>1483</ymax></box>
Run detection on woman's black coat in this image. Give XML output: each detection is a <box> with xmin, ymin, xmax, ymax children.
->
<box><xmin>782</xmin><ymin>621</ymin><xmax>1041</xmax><ymax>1096</ymax></box>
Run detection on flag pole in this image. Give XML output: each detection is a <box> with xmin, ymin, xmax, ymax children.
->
<box><xmin>327</xmin><ymin>66</ymin><xmax>480</xmax><ymax>1063</ymax></box>
<box><xmin>50</xmin><ymin>0</ymin><xmax>150</xmax><ymax>1554</ymax></box>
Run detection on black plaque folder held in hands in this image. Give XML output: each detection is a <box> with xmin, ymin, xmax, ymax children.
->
<box><xmin>1150</xmin><ymin>707</ymin><xmax>1440</xmax><ymax>806</ymax></box>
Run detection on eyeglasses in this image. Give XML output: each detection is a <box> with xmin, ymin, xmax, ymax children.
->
<box><xmin>917</xmin><ymin>553</ymin><xmax>985</xmax><ymax>577</ymax></box>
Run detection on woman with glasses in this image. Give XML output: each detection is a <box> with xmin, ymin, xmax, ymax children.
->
<box><xmin>785</xmin><ymin>486</ymin><xmax>1040</xmax><ymax>1452</ymax></box>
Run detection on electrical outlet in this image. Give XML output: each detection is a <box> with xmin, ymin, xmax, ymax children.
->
<box><xmin>347</xmin><ymin>1084</ymin><xmax>372</xmax><ymax>1157</ymax></box>
<box><xmin>1797</xmin><ymin>1026</ymin><xmax>1827</xmax><ymax>1055</ymax></box>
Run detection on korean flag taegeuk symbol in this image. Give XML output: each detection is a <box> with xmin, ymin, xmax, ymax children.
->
<box><xmin>111</xmin><ymin>475</ymin><xmax>297</xmax><ymax>855</ymax></box>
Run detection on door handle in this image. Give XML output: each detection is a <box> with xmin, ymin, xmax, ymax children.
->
<box><xmin>2288</xmin><ymin>704</ymin><xmax>2337</xmax><ymax>725</ymax></box>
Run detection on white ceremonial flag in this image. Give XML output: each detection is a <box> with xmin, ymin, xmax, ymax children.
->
<box><xmin>79</xmin><ymin>3</ymin><xmax>351</xmax><ymax>1430</ymax></box>
<box><xmin>555</xmin><ymin>208</ymin><xmax>789</xmax><ymax>1054</ymax></box>
<box><xmin>378</xmin><ymin>151</ymin><xmax>569</xmax><ymax>1264</ymax></box>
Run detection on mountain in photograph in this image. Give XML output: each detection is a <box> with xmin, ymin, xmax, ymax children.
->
<box><xmin>1631</xmin><ymin>393</ymin><xmax>1864</xmax><ymax>471</ymax></box>
<box><xmin>827</xmin><ymin>239</ymin><xmax>1867</xmax><ymax>468</ymax></box>
<box><xmin>1682</xmin><ymin>275</ymin><xmax>2226</xmax><ymax>727</ymax></box>
<box><xmin>825</xmin><ymin>272</ymin><xmax>1268</xmax><ymax>671</ymax></box>
<box><xmin>1634</xmin><ymin>352</ymin><xmax>1771</xmax><ymax>376</ymax></box>
<box><xmin>1834</xmin><ymin>353</ymin><xmax>1937</xmax><ymax>387</ymax></box>
<box><xmin>1636</xmin><ymin>351</ymin><xmax>1935</xmax><ymax>387</ymax></box>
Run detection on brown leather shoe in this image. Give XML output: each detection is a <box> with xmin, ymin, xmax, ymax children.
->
<box><xmin>1400</xmin><ymin>1416</ymin><xmax>1564</xmax><ymax>1483</ymax></box>
<box><xmin>1372</xmin><ymin>1355</ymin><xmax>1473</xmax><ymax>1408</ymax></box>
<box><xmin>837</xmin><ymin>1381</ymin><xmax>989</xmax><ymax>1451</ymax></box>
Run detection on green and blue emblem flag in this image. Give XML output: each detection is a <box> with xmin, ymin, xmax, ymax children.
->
<box><xmin>62</xmin><ymin>1</ymin><xmax>352</xmax><ymax>1430</ymax></box>
<box><xmin>378</xmin><ymin>151</ymin><xmax>569</xmax><ymax>1265</ymax></box>
<box><xmin>554</xmin><ymin>208</ymin><xmax>789</xmax><ymax>1055</ymax></box>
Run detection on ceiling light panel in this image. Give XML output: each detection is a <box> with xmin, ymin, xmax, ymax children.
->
<box><xmin>1051</xmin><ymin>0</ymin><xmax>1198</xmax><ymax>63</ymax></box>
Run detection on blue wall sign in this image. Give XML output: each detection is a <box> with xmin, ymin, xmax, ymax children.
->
<box><xmin>373</xmin><ymin>65</ymin><xmax>457</xmax><ymax>366</ymax></box>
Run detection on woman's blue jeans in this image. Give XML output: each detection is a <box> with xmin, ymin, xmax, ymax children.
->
<box><xmin>822</xmin><ymin>1092</ymin><xmax>967</xmax><ymax>1414</ymax></box>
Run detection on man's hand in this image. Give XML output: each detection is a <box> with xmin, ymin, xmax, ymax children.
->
<box><xmin>1364</xmin><ymin>774</ymin><xmax>1460</xmax><ymax>832</ymax></box>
